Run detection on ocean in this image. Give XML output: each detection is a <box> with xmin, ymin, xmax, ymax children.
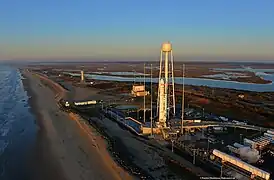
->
<box><xmin>0</xmin><ymin>65</ymin><xmax>37</xmax><ymax>180</ymax></box>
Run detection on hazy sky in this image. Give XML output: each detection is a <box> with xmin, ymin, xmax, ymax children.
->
<box><xmin>1</xmin><ymin>0</ymin><xmax>274</xmax><ymax>61</ymax></box>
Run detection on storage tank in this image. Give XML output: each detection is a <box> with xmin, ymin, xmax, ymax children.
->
<box><xmin>233</xmin><ymin>143</ymin><xmax>245</xmax><ymax>148</ymax></box>
<box><xmin>227</xmin><ymin>145</ymin><xmax>239</xmax><ymax>154</ymax></box>
<box><xmin>244</xmin><ymin>138</ymin><xmax>255</xmax><ymax>147</ymax></box>
<box><xmin>264</xmin><ymin>133</ymin><xmax>274</xmax><ymax>139</ymax></box>
<box><xmin>213</xmin><ymin>149</ymin><xmax>270</xmax><ymax>180</ymax></box>
<box><xmin>267</xmin><ymin>130</ymin><xmax>274</xmax><ymax>135</ymax></box>
<box><xmin>162</xmin><ymin>42</ymin><xmax>172</xmax><ymax>52</ymax></box>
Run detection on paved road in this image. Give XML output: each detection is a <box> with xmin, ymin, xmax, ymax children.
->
<box><xmin>171</xmin><ymin>120</ymin><xmax>272</xmax><ymax>132</ymax></box>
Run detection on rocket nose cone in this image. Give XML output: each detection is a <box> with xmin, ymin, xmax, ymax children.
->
<box><xmin>160</xmin><ymin>78</ymin><xmax>165</xmax><ymax>84</ymax></box>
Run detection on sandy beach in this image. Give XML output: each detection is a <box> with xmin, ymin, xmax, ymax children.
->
<box><xmin>22</xmin><ymin>75</ymin><xmax>67</xmax><ymax>180</ymax></box>
<box><xmin>21</xmin><ymin>69</ymin><xmax>133</xmax><ymax>180</ymax></box>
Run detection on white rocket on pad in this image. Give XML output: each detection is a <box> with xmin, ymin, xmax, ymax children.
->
<box><xmin>157</xmin><ymin>42</ymin><xmax>175</xmax><ymax>128</ymax></box>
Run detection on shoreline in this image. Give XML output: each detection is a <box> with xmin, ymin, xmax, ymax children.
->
<box><xmin>21</xmin><ymin>69</ymin><xmax>133</xmax><ymax>180</ymax></box>
<box><xmin>20</xmin><ymin>70</ymin><xmax>67</xmax><ymax>180</ymax></box>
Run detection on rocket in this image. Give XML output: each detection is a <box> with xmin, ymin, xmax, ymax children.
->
<box><xmin>159</xmin><ymin>78</ymin><xmax>167</xmax><ymax>127</ymax></box>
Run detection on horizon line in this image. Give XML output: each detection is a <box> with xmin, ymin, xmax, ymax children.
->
<box><xmin>2</xmin><ymin>59</ymin><xmax>274</xmax><ymax>65</ymax></box>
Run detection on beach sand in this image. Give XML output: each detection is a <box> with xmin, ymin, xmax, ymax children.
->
<box><xmin>22</xmin><ymin>69</ymin><xmax>133</xmax><ymax>180</ymax></box>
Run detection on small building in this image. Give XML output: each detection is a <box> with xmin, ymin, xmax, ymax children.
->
<box><xmin>211</xmin><ymin>126</ymin><xmax>227</xmax><ymax>132</ymax></box>
<box><xmin>131</xmin><ymin>85</ymin><xmax>149</xmax><ymax>97</ymax></box>
<box><xmin>244</xmin><ymin>138</ymin><xmax>256</xmax><ymax>148</ymax></box>
<box><xmin>244</xmin><ymin>136</ymin><xmax>271</xmax><ymax>150</ymax></box>
<box><xmin>65</xmin><ymin>101</ymin><xmax>70</xmax><ymax>107</ymax></box>
<box><xmin>208</xmin><ymin>137</ymin><xmax>217</xmax><ymax>144</ymax></box>
<box><xmin>74</xmin><ymin>100</ymin><xmax>97</xmax><ymax>106</ymax></box>
<box><xmin>252</xmin><ymin>136</ymin><xmax>271</xmax><ymax>150</ymax></box>
<box><xmin>238</xmin><ymin>94</ymin><xmax>245</xmax><ymax>99</ymax></box>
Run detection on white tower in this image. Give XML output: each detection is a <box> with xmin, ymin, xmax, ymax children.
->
<box><xmin>157</xmin><ymin>42</ymin><xmax>175</xmax><ymax>127</ymax></box>
<box><xmin>81</xmin><ymin>70</ymin><xmax>85</xmax><ymax>82</ymax></box>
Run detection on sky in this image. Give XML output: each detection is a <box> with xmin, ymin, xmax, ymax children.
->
<box><xmin>1</xmin><ymin>0</ymin><xmax>274</xmax><ymax>61</ymax></box>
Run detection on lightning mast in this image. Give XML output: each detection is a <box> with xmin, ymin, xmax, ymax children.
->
<box><xmin>150</xmin><ymin>64</ymin><xmax>153</xmax><ymax>136</ymax></box>
<box><xmin>181</xmin><ymin>64</ymin><xmax>185</xmax><ymax>134</ymax></box>
<box><xmin>143</xmin><ymin>63</ymin><xmax>146</xmax><ymax>123</ymax></box>
<box><xmin>157</xmin><ymin>42</ymin><xmax>175</xmax><ymax>128</ymax></box>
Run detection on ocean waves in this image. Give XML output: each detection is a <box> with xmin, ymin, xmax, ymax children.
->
<box><xmin>0</xmin><ymin>65</ymin><xmax>37</xmax><ymax>180</ymax></box>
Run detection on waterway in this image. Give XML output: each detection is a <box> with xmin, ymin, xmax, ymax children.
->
<box><xmin>65</xmin><ymin>67</ymin><xmax>274</xmax><ymax>92</ymax></box>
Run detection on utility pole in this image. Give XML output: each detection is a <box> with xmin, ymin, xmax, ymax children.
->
<box><xmin>220</xmin><ymin>161</ymin><xmax>223</xmax><ymax>177</ymax></box>
<box><xmin>181</xmin><ymin>64</ymin><xmax>185</xmax><ymax>134</ymax></box>
<box><xmin>171</xmin><ymin>139</ymin><xmax>174</xmax><ymax>152</ymax></box>
<box><xmin>193</xmin><ymin>149</ymin><xmax>196</xmax><ymax>165</ymax></box>
<box><xmin>144</xmin><ymin>63</ymin><xmax>146</xmax><ymax>123</ymax></box>
<box><xmin>133</xmin><ymin>70</ymin><xmax>136</xmax><ymax>85</ymax></box>
<box><xmin>150</xmin><ymin>64</ymin><xmax>153</xmax><ymax>137</ymax></box>
<box><xmin>207</xmin><ymin>139</ymin><xmax>210</xmax><ymax>153</ymax></box>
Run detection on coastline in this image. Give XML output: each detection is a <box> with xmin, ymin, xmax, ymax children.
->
<box><xmin>20</xmin><ymin>68</ymin><xmax>212</xmax><ymax>179</ymax></box>
<box><xmin>20</xmin><ymin>69</ymin><xmax>133</xmax><ymax>180</ymax></box>
<box><xmin>21</xmin><ymin>70</ymin><xmax>67</xmax><ymax>180</ymax></box>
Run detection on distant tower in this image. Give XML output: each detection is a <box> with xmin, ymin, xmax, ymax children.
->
<box><xmin>80</xmin><ymin>70</ymin><xmax>85</xmax><ymax>83</ymax></box>
<box><xmin>157</xmin><ymin>42</ymin><xmax>175</xmax><ymax>128</ymax></box>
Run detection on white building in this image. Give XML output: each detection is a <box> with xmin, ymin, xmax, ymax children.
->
<box><xmin>131</xmin><ymin>85</ymin><xmax>149</xmax><ymax>97</ymax></box>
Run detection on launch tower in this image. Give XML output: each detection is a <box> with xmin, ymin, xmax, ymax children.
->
<box><xmin>157</xmin><ymin>42</ymin><xmax>175</xmax><ymax>128</ymax></box>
